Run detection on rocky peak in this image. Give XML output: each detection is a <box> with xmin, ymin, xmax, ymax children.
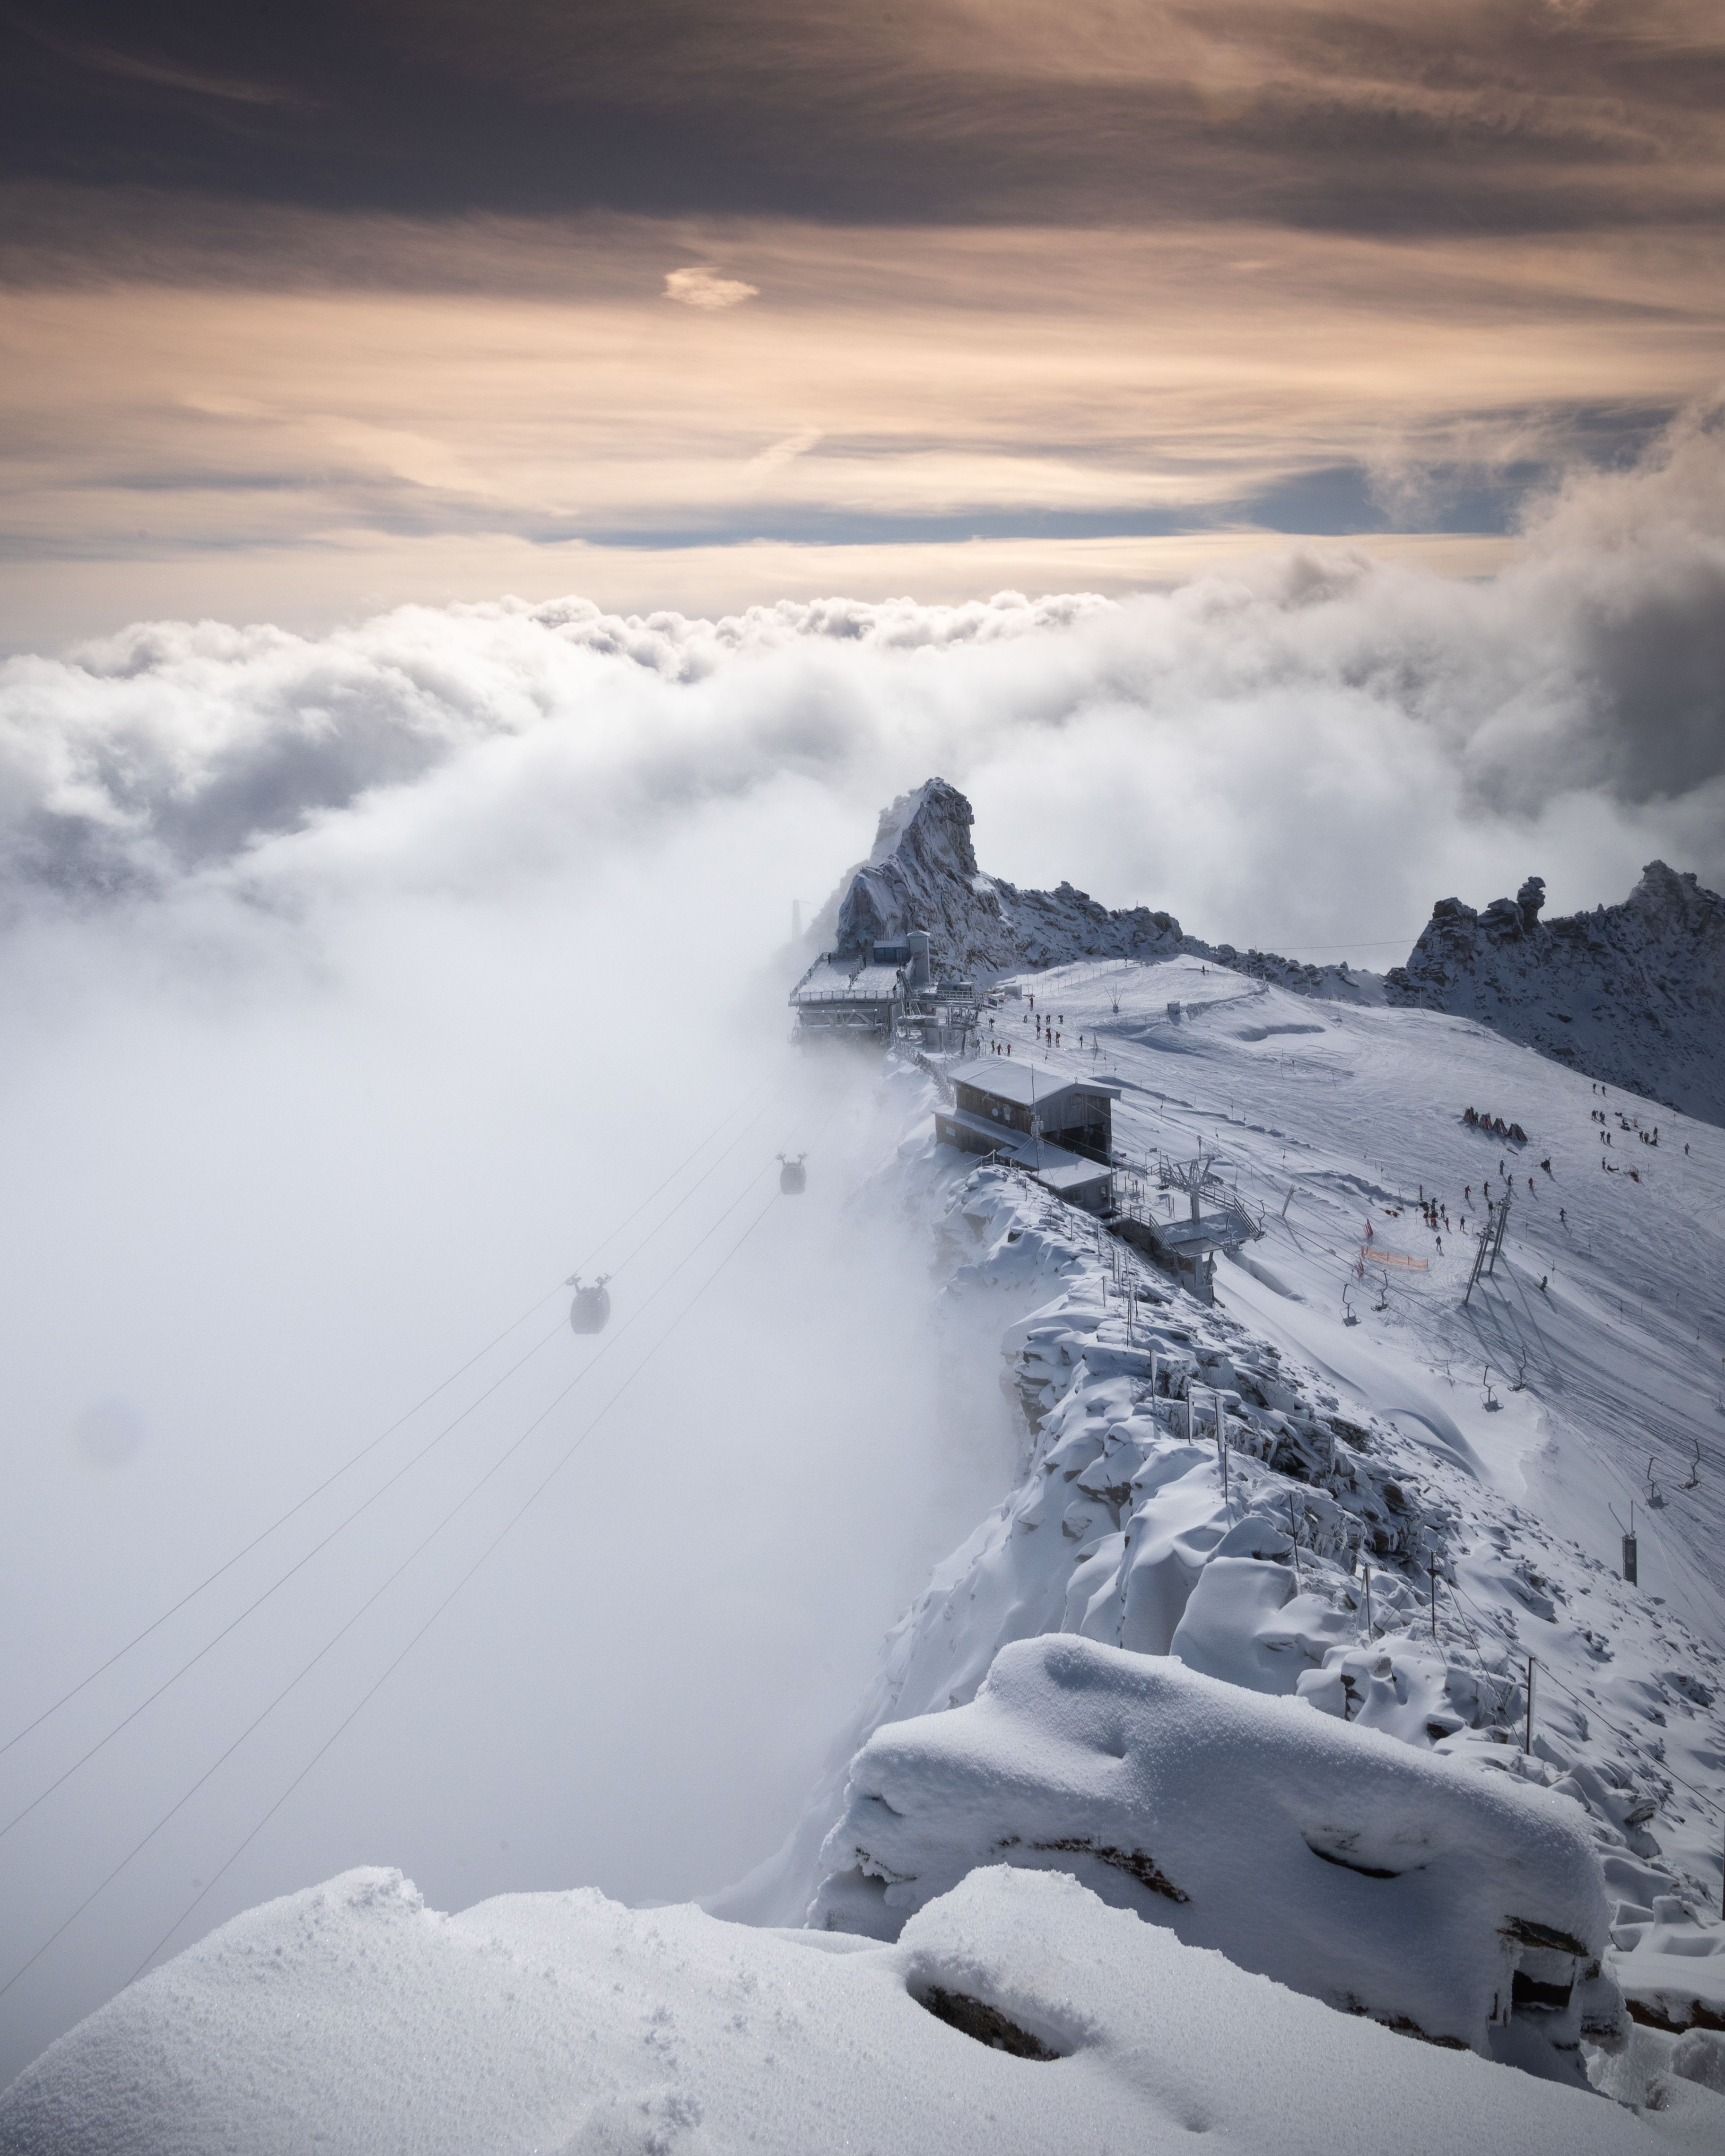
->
<box><xmin>1387</xmin><ymin>863</ymin><xmax>1725</xmax><ymax>1123</ymax></box>
<box><xmin>835</xmin><ymin>780</ymin><xmax>981</xmax><ymax>955</ymax></box>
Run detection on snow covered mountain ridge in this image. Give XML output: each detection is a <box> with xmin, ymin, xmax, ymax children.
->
<box><xmin>813</xmin><ymin>779</ymin><xmax>1725</xmax><ymax>1120</ymax></box>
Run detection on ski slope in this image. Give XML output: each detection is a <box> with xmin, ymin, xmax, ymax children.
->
<box><xmin>993</xmin><ymin>954</ymin><xmax>1723</xmax><ymax>1617</ymax></box>
<box><xmin>762</xmin><ymin>956</ymin><xmax>1725</xmax><ymax>2053</ymax></box>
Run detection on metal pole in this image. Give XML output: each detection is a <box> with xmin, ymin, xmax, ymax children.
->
<box><xmin>1429</xmin><ymin>1557</ymin><xmax>1438</xmax><ymax>1639</ymax></box>
<box><xmin>1524</xmin><ymin>1657</ymin><xmax>1535</xmax><ymax>1755</ymax></box>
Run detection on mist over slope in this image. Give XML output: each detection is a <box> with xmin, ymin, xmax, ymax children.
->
<box><xmin>2</xmin><ymin>413</ymin><xmax>1725</xmax><ymax>2126</ymax></box>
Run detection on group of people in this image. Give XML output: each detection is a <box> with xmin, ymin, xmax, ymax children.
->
<box><xmin>986</xmin><ymin>993</ymin><xmax>1079</xmax><ymax>1054</ymax></box>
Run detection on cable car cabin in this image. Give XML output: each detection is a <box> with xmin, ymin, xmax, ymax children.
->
<box><xmin>567</xmin><ymin>1274</ymin><xmax>612</xmax><ymax>1334</ymax></box>
<box><xmin>779</xmin><ymin>1153</ymin><xmax>808</xmax><ymax>1194</ymax></box>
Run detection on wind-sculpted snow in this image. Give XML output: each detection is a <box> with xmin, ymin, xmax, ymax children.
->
<box><xmin>0</xmin><ymin>1863</ymin><xmax>1670</xmax><ymax>2156</ymax></box>
<box><xmin>764</xmin><ymin>960</ymin><xmax>1725</xmax><ymax>2062</ymax></box>
<box><xmin>815</xmin><ymin>1634</ymin><xmax>1625</xmax><ymax>2081</ymax></box>
<box><xmin>1386</xmin><ymin>864</ymin><xmax>1725</xmax><ymax>1127</ymax></box>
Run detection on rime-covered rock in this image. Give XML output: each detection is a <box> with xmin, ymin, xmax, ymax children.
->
<box><xmin>812</xmin><ymin>1635</ymin><xmax>1628</xmax><ymax>2085</ymax></box>
<box><xmin>818</xmin><ymin>777</ymin><xmax>1185</xmax><ymax>975</ymax></box>
<box><xmin>1385</xmin><ymin>863</ymin><xmax>1725</xmax><ymax>1124</ymax></box>
<box><xmin>812</xmin><ymin>776</ymin><xmax>1387</xmax><ymax>1002</ymax></box>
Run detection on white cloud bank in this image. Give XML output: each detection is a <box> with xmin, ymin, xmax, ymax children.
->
<box><xmin>1</xmin><ymin>408</ymin><xmax>1721</xmax><ymax>948</ymax></box>
<box><xmin>0</xmin><ymin>409</ymin><xmax>1721</xmax><ymax>2082</ymax></box>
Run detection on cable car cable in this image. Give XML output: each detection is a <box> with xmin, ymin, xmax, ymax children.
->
<box><xmin>0</xmin><ymin>1111</ymin><xmax>789</xmax><ymax>1845</ymax></box>
<box><xmin>0</xmin><ymin>1159</ymin><xmax>786</xmax><ymax>2000</ymax></box>
<box><xmin>0</xmin><ymin>1314</ymin><xmax>565</xmax><ymax>1847</ymax></box>
<box><xmin>0</xmin><ymin>1080</ymin><xmax>777</xmax><ymax>1765</ymax></box>
<box><xmin>123</xmin><ymin>1177</ymin><xmax>790</xmax><ymax>1989</ymax></box>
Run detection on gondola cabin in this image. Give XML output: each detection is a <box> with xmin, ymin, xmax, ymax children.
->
<box><xmin>779</xmin><ymin>1153</ymin><xmax>808</xmax><ymax>1194</ymax></box>
<box><xmin>567</xmin><ymin>1274</ymin><xmax>612</xmax><ymax>1334</ymax></box>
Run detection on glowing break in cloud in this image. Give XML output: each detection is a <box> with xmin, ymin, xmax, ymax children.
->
<box><xmin>663</xmin><ymin>265</ymin><xmax>760</xmax><ymax>309</ymax></box>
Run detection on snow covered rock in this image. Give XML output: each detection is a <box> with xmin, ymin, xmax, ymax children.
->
<box><xmin>817</xmin><ymin>776</ymin><xmax>1187</xmax><ymax>975</ymax></box>
<box><xmin>809</xmin><ymin>776</ymin><xmax>1388</xmax><ymax>1000</ymax></box>
<box><xmin>1385</xmin><ymin>863</ymin><xmax>1725</xmax><ymax>1125</ymax></box>
<box><xmin>0</xmin><ymin>1863</ymin><xmax>1664</xmax><ymax>2156</ymax></box>
<box><xmin>812</xmin><ymin>1634</ymin><xmax>1627</xmax><ymax>2084</ymax></box>
<box><xmin>1611</xmin><ymin>1895</ymin><xmax>1725</xmax><ymax>2036</ymax></box>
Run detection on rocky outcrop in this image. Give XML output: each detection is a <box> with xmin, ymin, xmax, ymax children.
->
<box><xmin>815</xmin><ymin>778</ymin><xmax>1185</xmax><ymax>977</ymax></box>
<box><xmin>1385</xmin><ymin>863</ymin><xmax>1725</xmax><ymax>1124</ymax></box>
<box><xmin>811</xmin><ymin>778</ymin><xmax>1384</xmax><ymax>999</ymax></box>
<box><xmin>808</xmin><ymin>783</ymin><xmax>1724</xmax><ymax>1120</ymax></box>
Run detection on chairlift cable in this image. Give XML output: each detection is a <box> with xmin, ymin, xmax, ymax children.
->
<box><xmin>0</xmin><ymin>1152</ymin><xmax>790</xmax><ymax>2000</ymax></box>
<box><xmin>121</xmin><ymin>1175</ymin><xmax>793</xmax><ymax>1991</ymax></box>
<box><xmin>0</xmin><ymin>1081</ymin><xmax>776</xmax><ymax>1765</ymax></box>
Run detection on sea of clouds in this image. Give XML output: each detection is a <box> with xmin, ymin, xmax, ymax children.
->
<box><xmin>0</xmin><ymin>409</ymin><xmax>1720</xmax><ymax>2083</ymax></box>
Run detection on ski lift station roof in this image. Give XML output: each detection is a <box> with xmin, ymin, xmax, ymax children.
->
<box><xmin>947</xmin><ymin>1059</ymin><xmax>1122</xmax><ymax>1113</ymax></box>
<box><xmin>936</xmin><ymin>1106</ymin><xmax>1114</xmax><ymax>1200</ymax></box>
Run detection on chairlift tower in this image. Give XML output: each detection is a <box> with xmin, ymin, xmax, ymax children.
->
<box><xmin>1160</xmin><ymin>1149</ymin><xmax>1230</xmax><ymax>1221</ymax></box>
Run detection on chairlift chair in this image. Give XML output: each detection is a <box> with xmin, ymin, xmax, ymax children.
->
<box><xmin>778</xmin><ymin>1152</ymin><xmax>808</xmax><ymax>1195</ymax></box>
<box><xmin>566</xmin><ymin>1273</ymin><xmax>612</xmax><ymax>1335</ymax></box>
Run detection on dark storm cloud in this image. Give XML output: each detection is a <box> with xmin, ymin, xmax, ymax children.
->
<box><xmin>4</xmin><ymin>0</ymin><xmax>1724</xmax><ymax>244</ymax></box>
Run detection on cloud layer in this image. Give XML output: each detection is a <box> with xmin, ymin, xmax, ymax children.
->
<box><xmin>0</xmin><ymin>400</ymin><xmax>1719</xmax><ymax>2087</ymax></box>
<box><xmin>7</xmin><ymin>1</ymin><xmax>1724</xmax><ymax>233</ymax></box>
<box><xmin>2</xmin><ymin>410</ymin><xmax>1720</xmax><ymax>944</ymax></box>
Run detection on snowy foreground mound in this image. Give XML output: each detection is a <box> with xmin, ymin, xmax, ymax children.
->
<box><xmin>0</xmin><ymin>1864</ymin><xmax>1674</xmax><ymax>2156</ymax></box>
<box><xmin>817</xmin><ymin>1636</ymin><xmax>1624</xmax><ymax>2082</ymax></box>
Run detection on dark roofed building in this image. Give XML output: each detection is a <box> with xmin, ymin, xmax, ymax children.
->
<box><xmin>935</xmin><ymin>1059</ymin><xmax>1120</xmax><ymax>1212</ymax></box>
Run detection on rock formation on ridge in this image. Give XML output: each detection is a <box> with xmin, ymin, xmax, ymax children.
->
<box><xmin>808</xmin><ymin>779</ymin><xmax>1725</xmax><ymax>1121</ymax></box>
<box><xmin>1385</xmin><ymin>862</ymin><xmax>1725</xmax><ymax>1124</ymax></box>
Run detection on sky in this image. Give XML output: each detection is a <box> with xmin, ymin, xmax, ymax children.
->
<box><xmin>2</xmin><ymin>0</ymin><xmax>1724</xmax><ymax>638</ymax></box>
<box><xmin>3</xmin><ymin>0</ymin><xmax>1725</xmax><ymax>2088</ymax></box>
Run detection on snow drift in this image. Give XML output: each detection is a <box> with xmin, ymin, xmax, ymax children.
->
<box><xmin>0</xmin><ymin>1864</ymin><xmax>1666</xmax><ymax>2156</ymax></box>
<box><xmin>813</xmin><ymin>1634</ymin><xmax>1625</xmax><ymax>2082</ymax></box>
